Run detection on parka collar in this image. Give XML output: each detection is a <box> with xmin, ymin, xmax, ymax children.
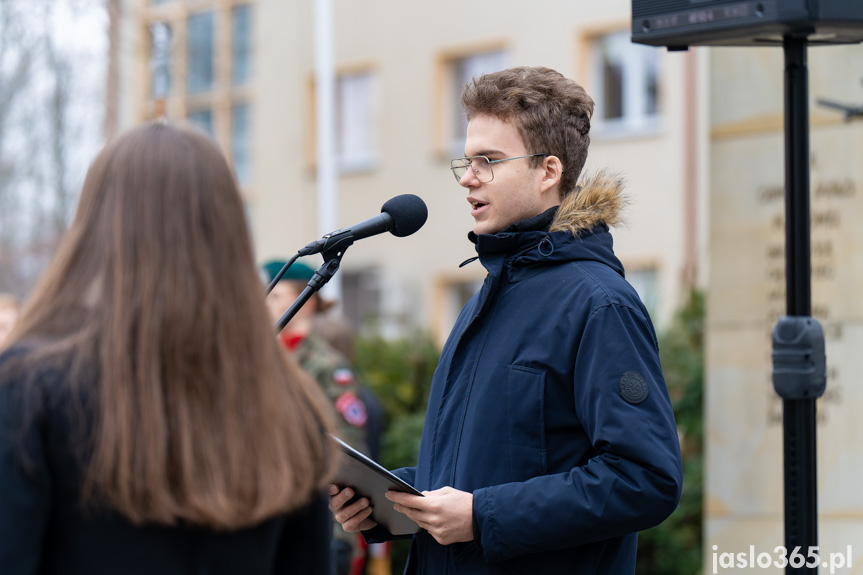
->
<box><xmin>471</xmin><ymin>223</ymin><xmax>623</xmax><ymax>279</ymax></box>
<box><xmin>467</xmin><ymin>206</ymin><xmax>558</xmax><ymax>256</ymax></box>
<box><xmin>462</xmin><ymin>169</ymin><xmax>627</xmax><ymax>277</ymax></box>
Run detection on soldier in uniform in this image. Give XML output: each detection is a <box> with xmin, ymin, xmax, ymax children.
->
<box><xmin>261</xmin><ymin>259</ymin><xmax>369</xmax><ymax>575</ymax></box>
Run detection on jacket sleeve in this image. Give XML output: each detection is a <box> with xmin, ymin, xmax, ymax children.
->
<box><xmin>472</xmin><ymin>303</ymin><xmax>683</xmax><ymax>562</ymax></box>
<box><xmin>390</xmin><ymin>465</ymin><xmax>416</xmax><ymax>486</ymax></box>
<box><xmin>0</xmin><ymin>376</ymin><xmax>52</xmax><ymax>574</ymax></box>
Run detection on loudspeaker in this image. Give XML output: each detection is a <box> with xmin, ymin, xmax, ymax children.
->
<box><xmin>632</xmin><ymin>0</ymin><xmax>863</xmax><ymax>49</ymax></box>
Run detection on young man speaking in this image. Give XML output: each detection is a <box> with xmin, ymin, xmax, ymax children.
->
<box><xmin>330</xmin><ymin>66</ymin><xmax>683</xmax><ymax>574</ymax></box>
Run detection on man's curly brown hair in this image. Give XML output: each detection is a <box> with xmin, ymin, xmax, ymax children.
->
<box><xmin>461</xmin><ymin>66</ymin><xmax>594</xmax><ymax>200</ymax></box>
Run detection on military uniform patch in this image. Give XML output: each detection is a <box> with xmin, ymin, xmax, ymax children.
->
<box><xmin>333</xmin><ymin>368</ymin><xmax>354</xmax><ymax>386</ymax></box>
<box><xmin>619</xmin><ymin>371</ymin><xmax>649</xmax><ymax>405</ymax></box>
<box><xmin>335</xmin><ymin>391</ymin><xmax>368</xmax><ymax>427</ymax></box>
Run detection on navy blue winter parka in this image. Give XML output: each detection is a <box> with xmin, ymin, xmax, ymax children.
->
<box><xmin>381</xmin><ymin>176</ymin><xmax>683</xmax><ymax>574</ymax></box>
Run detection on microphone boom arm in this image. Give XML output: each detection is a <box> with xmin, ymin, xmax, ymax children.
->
<box><xmin>298</xmin><ymin>227</ymin><xmax>357</xmax><ymax>256</ymax></box>
<box><xmin>274</xmin><ymin>239</ymin><xmax>350</xmax><ymax>332</ymax></box>
<box><xmin>274</xmin><ymin>193</ymin><xmax>427</xmax><ymax>331</ymax></box>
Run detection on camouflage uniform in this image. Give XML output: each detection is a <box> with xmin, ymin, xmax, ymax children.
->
<box><xmin>292</xmin><ymin>332</ymin><xmax>368</xmax><ymax>575</ymax></box>
<box><xmin>293</xmin><ymin>333</ymin><xmax>368</xmax><ymax>453</ymax></box>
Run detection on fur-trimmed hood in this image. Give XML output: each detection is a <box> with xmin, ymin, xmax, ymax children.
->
<box><xmin>466</xmin><ymin>168</ymin><xmax>628</xmax><ymax>282</ymax></box>
<box><xmin>550</xmin><ymin>169</ymin><xmax>627</xmax><ymax>237</ymax></box>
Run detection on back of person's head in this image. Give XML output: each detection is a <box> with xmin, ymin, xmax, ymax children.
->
<box><xmin>461</xmin><ymin>66</ymin><xmax>594</xmax><ymax>200</ymax></box>
<box><xmin>6</xmin><ymin>122</ymin><xmax>336</xmax><ymax>529</ymax></box>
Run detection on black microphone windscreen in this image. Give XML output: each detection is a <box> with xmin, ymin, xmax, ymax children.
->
<box><xmin>381</xmin><ymin>194</ymin><xmax>428</xmax><ymax>238</ymax></box>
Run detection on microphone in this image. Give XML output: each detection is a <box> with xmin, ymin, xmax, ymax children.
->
<box><xmin>298</xmin><ymin>194</ymin><xmax>428</xmax><ymax>256</ymax></box>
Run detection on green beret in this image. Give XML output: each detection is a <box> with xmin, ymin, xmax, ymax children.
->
<box><xmin>261</xmin><ymin>259</ymin><xmax>316</xmax><ymax>284</ymax></box>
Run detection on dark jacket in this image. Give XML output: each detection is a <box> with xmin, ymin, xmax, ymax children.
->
<box><xmin>0</xmin><ymin>350</ymin><xmax>331</xmax><ymax>575</ymax></box>
<box><xmin>380</xmin><ymin>175</ymin><xmax>683</xmax><ymax>574</ymax></box>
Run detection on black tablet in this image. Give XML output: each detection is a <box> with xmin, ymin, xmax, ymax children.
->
<box><xmin>331</xmin><ymin>435</ymin><xmax>423</xmax><ymax>535</ymax></box>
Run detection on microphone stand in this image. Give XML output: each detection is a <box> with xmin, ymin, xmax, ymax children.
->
<box><xmin>771</xmin><ymin>36</ymin><xmax>827</xmax><ymax>574</ymax></box>
<box><xmin>274</xmin><ymin>233</ymin><xmax>356</xmax><ymax>332</ymax></box>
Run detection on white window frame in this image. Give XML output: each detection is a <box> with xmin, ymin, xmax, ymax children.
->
<box><xmin>143</xmin><ymin>1</ymin><xmax>255</xmax><ymax>190</ymax></box>
<box><xmin>336</xmin><ymin>71</ymin><xmax>379</xmax><ymax>173</ymax></box>
<box><xmin>626</xmin><ymin>266</ymin><xmax>661</xmax><ymax>320</ymax></box>
<box><xmin>447</xmin><ymin>50</ymin><xmax>507</xmax><ymax>156</ymax></box>
<box><xmin>589</xmin><ymin>30</ymin><xmax>662</xmax><ymax>138</ymax></box>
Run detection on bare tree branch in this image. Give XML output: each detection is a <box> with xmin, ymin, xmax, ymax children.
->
<box><xmin>0</xmin><ymin>0</ymin><xmax>105</xmax><ymax>297</ymax></box>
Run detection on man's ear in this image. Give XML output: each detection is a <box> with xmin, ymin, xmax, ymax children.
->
<box><xmin>539</xmin><ymin>155</ymin><xmax>563</xmax><ymax>198</ymax></box>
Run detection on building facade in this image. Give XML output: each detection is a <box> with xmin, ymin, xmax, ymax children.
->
<box><xmin>113</xmin><ymin>0</ymin><xmax>707</xmax><ymax>344</ymax></box>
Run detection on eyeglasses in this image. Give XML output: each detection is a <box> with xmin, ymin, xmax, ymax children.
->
<box><xmin>450</xmin><ymin>154</ymin><xmax>550</xmax><ymax>184</ymax></box>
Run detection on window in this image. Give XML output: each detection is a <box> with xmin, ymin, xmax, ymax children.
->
<box><xmin>447</xmin><ymin>279</ymin><xmax>483</xmax><ymax>317</ymax></box>
<box><xmin>589</xmin><ymin>31</ymin><xmax>660</xmax><ymax>134</ymax></box>
<box><xmin>143</xmin><ymin>2</ymin><xmax>255</xmax><ymax>188</ymax></box>
<box><xmin>435</xmin><ymin>277</ymin><xmax>484</xmax><ymax>345</ymax></box>
<box><xmin>231</xmin><ymin>103</ymin><xmax>251</xmax><ymax>184</ymax></box>
<box><xmin>336</xmin><ymin>71</ymin><xmax>378</xmax><ymax>172</ymax></box>
<box><xmin>187</xmin><ymin>11</ymin><xmax>214</xmax><ymax>94</ymax></box>
<box><xmin>232</xmin><ymin>4</ymin><xmax>252</xmax><ymax>86</ymax></box>
<box><xmin>187</xmin><ymin>108</ymin><xmax>214</xmax><ymax>138</ymax></box>
<box><xmin>444</xmin><ymin>49</ymin><xmax>507</xmax><ymax>155</ymax></box>
<box><xmin>627</xmin><ymin>267</ymin><xmax>660</xmax><ymax>320</ymax></box>
<box><xmin>341</xmin><ymin>269</ymin><xmax>382</xmax><ymax>331</ymax></box>
<box><xmin>148</xmin><ymin>22</ymin><xmax>172</xmax><ymax>98</ymax></box>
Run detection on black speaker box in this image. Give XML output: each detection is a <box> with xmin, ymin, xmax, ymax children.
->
<box><xmin>632</xmin><ymin>0</ymin><xmax>863</xmax><ymax>48</ymax></box>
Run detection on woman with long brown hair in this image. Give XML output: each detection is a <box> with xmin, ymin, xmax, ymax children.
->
<box><xmin>0</xmin><ymin>122</ymin><xmax>338</xmax><ymax>574</ymax></box>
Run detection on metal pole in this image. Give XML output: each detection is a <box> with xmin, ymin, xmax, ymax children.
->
<box><xmin>314</xmin><ymin>0</ymin><xmax>341</xmax><ymax>302</ymax></box>
<box><xmin>782</xmin><ymin>36</ymin><xmax>818</xmax><ymax>573</ymax></box>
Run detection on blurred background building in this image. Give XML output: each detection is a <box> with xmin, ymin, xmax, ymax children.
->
<box><xmin>108</xmin><ymin>0</ymin><xmax>710</xmax><ymax>345</ymax></box>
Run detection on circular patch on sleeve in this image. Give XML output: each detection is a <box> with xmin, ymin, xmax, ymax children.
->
<box><xmin>619</xmin><ymin>371</ymin><xmax>649</xmax><ymax>405</ymax></box>
<box><xmin>335</xmin><ymin>391</ymin><xmax>368</xmax><ymax>427</ymax></box>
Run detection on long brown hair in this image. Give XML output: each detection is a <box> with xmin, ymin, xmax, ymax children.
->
<box><xmin>6</xmin><ymin>122</ymin><xmax>336</xmax><ymax>529</ymax></box>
